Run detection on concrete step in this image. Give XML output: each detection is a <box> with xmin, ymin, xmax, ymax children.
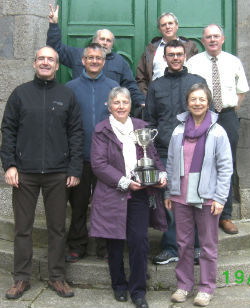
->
<box><xmin>0</xmin><ymin>214</ymin><xmax>249</xmax><ymax>254</ymax></box>
<box><xmin>0</xmin><ymin>268</ymin><xmax>250</xmax><ymax>308</ymax></box>
<box><xmin>0</xmin><ymin>237</ymin><xmax>249</xmax><ymax>290</ymax></box>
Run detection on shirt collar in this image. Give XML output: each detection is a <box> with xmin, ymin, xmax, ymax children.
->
<box><xmin>160</xmin><ymin>37</ymin><xmax>179</xmax><ymax>45</ymax></box>
<box><xmin>205</xmin><ymin>50</ymin><xmax>223</xmax><ymax>61</ymax></box>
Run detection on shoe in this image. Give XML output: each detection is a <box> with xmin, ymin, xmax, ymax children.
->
<box><xmin>48</xmin><ymin>280</ymin><xmax>74</xmax><ymax>297</ymax></box>
<box><xmin>114</xmin><ymin>289</ymin><xmax>127</xmax><ymax>302</ymax></box>
<box><xmin>219</xmin><ymin>219</ymin><xmax>238</xmax><ymax>234</ymax></box>
<box><xmin>194</xmin><ymin>291</ymin><xmax>213</xmax><ymax>306</ymax></box>
<box><xmin>171</xmin><ymin>289</ymin><xmax>192</xmax><ymax>303</ymax></box>
<box><xmin>65</xmin><ymin>251</ymin><xmax>85</xmax><ymax>263</ymax></box>
<box><xmin>152</xmin><ymin>251</ymin><xmax>179</xmax><ymax>265</ymax></box>
<box><xmin>194</xmin><ymin>248</ymin><xmax>201</xmax><ymax>265</ymax></box>
<box><xmin>133</xmin><ymin>297</ymin><xmax>149</xmax><ymax>308</ymax></box>
<box><xmin>6</xmin><ymin>280</ymin><xmax>30</xmax><ymax>299</ymax></box>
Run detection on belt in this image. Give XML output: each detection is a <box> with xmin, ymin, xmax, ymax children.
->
<box><xmin>215</xmin><ymin>107</ymin><xmax>235</xmax><ymax>114</ymax></box>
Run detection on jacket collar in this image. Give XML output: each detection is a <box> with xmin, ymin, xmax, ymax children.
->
<box><xmin>164</xmin><ymin>66</ymin><xmax>188</xmax><ymax>78</ymax></box>
<box><xmin>82</xmin><ymin>69</ymin><xmax>103</xmax><ymax>80</ymax></box>
<box><xmin>106</xmin><ymin>52</ymin><xmax>115</xmax><ymax>60</ymax></box>
<box><xmin>177</xmin><ymin>110</ymin><xmax>218</xmax><ymax>125</ymax></box>
<box><xmin>33</xmin><ymin>74</ymin><xmax>56</xmax><ymax>88</ymax></box>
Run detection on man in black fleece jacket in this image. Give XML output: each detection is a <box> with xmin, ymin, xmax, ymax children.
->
<box><xmin>1</xmin><ymin>46</ymin><xmax>83</xmax><ymax>299</ymax></box>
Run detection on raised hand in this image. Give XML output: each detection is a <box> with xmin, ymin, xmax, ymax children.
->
<box><xmin>48</xmin><ymin>4</ymin><xmax>59</xmax><ymax>23</ymax></box>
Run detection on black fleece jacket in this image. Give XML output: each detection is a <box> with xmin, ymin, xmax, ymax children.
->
<box><xmin>0</xmin><ymin>75</ymin><xmax>84</xmax><ymax>177</ymax></box>
<box><xmin>145</xmin><ymin>67</ymin><xmax>207</xmax><ymax>157</ymax></box>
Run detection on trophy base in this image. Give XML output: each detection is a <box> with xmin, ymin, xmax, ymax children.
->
<box><xmin>134</xmin><ymin>166</ymin><xmax>160</xmax><ymax>186</ymax></box>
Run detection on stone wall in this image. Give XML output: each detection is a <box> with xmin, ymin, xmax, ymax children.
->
<box><xmin>0</xmin><ymin>0</ymin><xmax>57</xmax><ymax>216</ymax></box>
<box><xmin>236</xmin><ymin>0</ymin><xmax>250</xmax><ymax>218</ymax></box>
<box><xmin>0</xmin><ymin>0</ymin><xmax>57</xmax><ymax>113</ymax></box>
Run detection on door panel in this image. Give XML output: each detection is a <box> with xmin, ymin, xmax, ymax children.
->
<box><xmin>58</xmin><ymin>0</ymin><xmax>235</xmax><ymax>83</ymax></box>
<box><xmin>147</xmin><ymin>0</ymin><xmax>235</xmax><ymax>53</ymax></box>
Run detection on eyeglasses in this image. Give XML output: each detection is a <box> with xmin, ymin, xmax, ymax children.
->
<box><xmin>166</xmin><ymin>53</ymin><xmax>185</xmax><ymax>58</ymax></box>
<box><xmin>84</xmin><ymin>56</ymin><xmax>104</xmax><ymax>61</ymax></box>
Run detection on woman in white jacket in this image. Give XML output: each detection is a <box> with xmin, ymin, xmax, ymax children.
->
<box><xmin>165</xmin><ymin>83</ymin><xmax>233</xmax><ymax>307</ymax></box>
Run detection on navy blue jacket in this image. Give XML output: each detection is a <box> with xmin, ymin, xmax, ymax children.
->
<box><xmin>47</xmin><ymin>23</ymin><xmax>145</xmax><ymax>107</ymax></box>
<box><xmin>66</xmin><ymin>71</ymin><xmax>118</xmax><ymax>161</ymax></box>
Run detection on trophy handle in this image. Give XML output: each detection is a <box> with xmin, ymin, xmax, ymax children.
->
<box><xmin>150</xmin><ymin>129</ymin><xmax>158</xmax><ymax>141</ymax></box>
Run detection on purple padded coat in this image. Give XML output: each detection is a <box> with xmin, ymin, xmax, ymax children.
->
<box><xmin>90</xmin><ymin>117</ymin><xmax>168</xmax><ymax>240</ymax></box>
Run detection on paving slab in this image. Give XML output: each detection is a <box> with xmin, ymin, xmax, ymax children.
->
<box><xmin>0</xmin><ymin>269</ymin><xmax>249</xmax><ymax>308</ymax></box>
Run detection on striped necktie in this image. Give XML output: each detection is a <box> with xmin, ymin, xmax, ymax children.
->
<box><xmin>211</xmin><ymin>57</ymin><xmax>223</xmax><ymax>112</ymax></box>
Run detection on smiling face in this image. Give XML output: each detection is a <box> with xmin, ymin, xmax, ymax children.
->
<box><xmin>202</xmin><ymin>25</ymin><xmax>225</xmax><ymax>57</ymax></box>
<box><xmin>33</xmin><ymin>47</ymin><xmax>59</xmax><ymax>80</ymax></box>
<box><xmin>82</xmin><ymin>47</ymin><xmax>105</xmax><ymax>78</ymax></box>
<box><xmin>164</xmin><ymin>46</ymin><xmax>186</xmax><ymax>72</ymax></box>
<box><xmin>187</xmin><ymin>89</ymin><xmax>209</xmax><ymax>123</ymax></box>
<box><xmin>108</xmin><ymin>93</ymin><xmax>131</xmax><ymax>123</ymax></box>
<box><xmin>159</xmin><ymin>15</ymin><xmax>178</xmax><ymax>42</ymax></box>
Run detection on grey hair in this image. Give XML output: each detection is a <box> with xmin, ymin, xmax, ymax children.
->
<box><xmin>202</xmin><ymin>24</ymin><xmax>224</xmax><ymax>36</ymax></box>
<box><xmin>92</xmin><ymin>29</ymin><xmax>115</xmax><ymax>45</ymax></box>
<box><xmin>81</xmin><ymin>42</ymin><xmax>106</xmax><ymax>58</ymax></box>
<box><xmin>108</xmin><ymin>87</ymin><xmax>131</xmax><ymax>108</ymax></box>
<box><xmin>186</xmin><ymin>83</ymin><xmax>212</xmax><ymax>107</ymax></box>
<box><xmin>157</xmin><ymin>12</ymin><xmax>179</xmax><ymax>28</ymax></box>
<box><xmin>35</xmin><ymin>46</ymin><xmax>59</xmax><ymax>63</ymax></box>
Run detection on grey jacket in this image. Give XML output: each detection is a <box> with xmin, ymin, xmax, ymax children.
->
<box><xmin>165</xmin><ymin>111</ymin><xmax>233</xmax><ymax>205</ymax></box>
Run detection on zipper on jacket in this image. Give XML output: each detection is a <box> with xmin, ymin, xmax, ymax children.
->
<box><xmin>41</xmin><ymin>82</ymin><xmax>47</xmax><ymax>173</ymax></box>
<box><xmin>197</xmin><ymin>121</ymin><xmax>217</xmax><ymax>198</ymax></box>
<box><xmin>92</xmin><ymin>80</ymin><xmax>96</xmax><ymax>129</ymax></box>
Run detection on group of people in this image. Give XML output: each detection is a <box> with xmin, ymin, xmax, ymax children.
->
<box><xmin>0</xmin><ymin>4</ymin><xmax>248</xmax><ymax>308</ymax></box>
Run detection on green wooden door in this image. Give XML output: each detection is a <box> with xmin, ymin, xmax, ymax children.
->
<box><xmin>57</xmin><ymin>0</ymin><xmax>146</xmax><ymax>83</ymax></box>
<box><xmin>146</xmin><ymin>0</ymin><xmax>236</xmax><ymax>54</ymax></box>
<box><xmin>57</xmin><ymin>0</ymin><xmax>236</xmax><ymax>83</ymax></box>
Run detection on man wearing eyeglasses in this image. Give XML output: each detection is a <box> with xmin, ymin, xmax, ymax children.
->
<box><xmin>145</xmin><ymin>40</ymin><xmax>207</xmax><ymax>266</ymax></box>
<box><xmin>63</xmin><ymin>42</ymin><xmax>118</xmax><ymax>262</ymax></box>
<box><xmin>136</xmin><ymin>12</ymin><xmax>198</xmax><ymax>96</ymax></box>
<box><xmin>47</xmin><ymin>4</ymin><xmax>145</xmax><ymax>110</ymax></box>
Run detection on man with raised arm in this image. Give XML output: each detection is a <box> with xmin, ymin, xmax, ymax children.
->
<box><xmin>46</xmin><ymin>4</ymin><xmax>145</xmax><ymax>109</ymax></box>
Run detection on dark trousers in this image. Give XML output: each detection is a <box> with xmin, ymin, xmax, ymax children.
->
<box><xmin>107</xmin><ymin>191</ymin><xmax>149</xmax><ymax>301</ymax></box>
<box><xmin>67</xmin><ymin>161</ymin><xmax>106</xmax><ymax>256</ymax></box>
<box><xmin>13</xmin><ymin>172</ymin><xmax>67</xmax><ymax>281</ymax></box>
<box><xmin>217</xmin><ymin>109</ymin><xmax>239</xmax><ymax>220</ymax></box>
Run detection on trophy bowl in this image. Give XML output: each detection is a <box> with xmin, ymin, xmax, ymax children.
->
<box><xmin>130</xmin><ymin>127</ymin><xmax>160</xmax><ymax>186</ymax></box>
<box><xmin>134</xmin><ymin>166</ymin><xmax>160</xmax><ymax>186</ymax></box>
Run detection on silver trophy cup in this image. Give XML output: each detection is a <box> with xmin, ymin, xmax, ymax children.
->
<box><xmin>130</xmin><ymin>128</ymin><xmax>160</xmax><ymax>185</ymax></box>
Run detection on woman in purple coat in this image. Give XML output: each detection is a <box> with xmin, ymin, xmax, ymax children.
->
<box><xmin>90</xmin><ymin>87</ymin><xmax>167</xmax><ymax>308</ymax></box>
